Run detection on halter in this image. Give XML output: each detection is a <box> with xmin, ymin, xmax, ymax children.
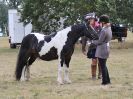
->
<box><xmin>84</xmin><ymin>22</ymin><xmax>97</xmax><ymax>37</ymax></box>
<box><xmin>84</xmin><ymin>22</ymin><xmax>95</xmax><ymax>32</ymax></box>
<box><xmin>84</xmin><ymin>22</ymin><xmax>89</xmax><ymax>31</ymax></box>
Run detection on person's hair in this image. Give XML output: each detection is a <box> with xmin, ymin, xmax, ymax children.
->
<box><xmin>99</xmin><ymin>15</ymin><xmax>109</xmax><ymax>23</ymax></box>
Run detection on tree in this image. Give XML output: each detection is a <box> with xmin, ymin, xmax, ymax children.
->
<box><xmin>0</xmin><ymin>0</ymin><xmax>22</xmax><ymax>35</ymax></box>
<box><xmin>20</xmin><ymin>0</ymin><xmax>95</xmax><ymax>34</ymax></box>
<box><xmin>20</xmin><ymin>0</ymin><xmax>133</xmax><ymax>34</ymax></box>
<box><xmin>96</xmin><ymin>0</ymin><xmax>118</xmax><ymax>23</ymax></box>
<box><xmin>96</xmin><ymin>0</ymin><xmax>133</xmax><ymax>25</ymax></box>
<box><xmin>5</xmin><ymin>0</ymin><xmax>22</xmax><ymax>9</ymax></box>
<box><xmin>115</xmin><ymin>0</ymin><xmax>133</xmax><ymax>25</ymax></box>
<box><xmin>0</xmin><ymin>1</ymin><xmax>8</xmax><ymax>34</ymax></box>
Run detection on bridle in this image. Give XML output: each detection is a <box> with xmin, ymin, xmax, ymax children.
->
<box><xmin>84</xmin><ymin>22</ymin><xmax>97</xmax><ymax>39</ymax></box>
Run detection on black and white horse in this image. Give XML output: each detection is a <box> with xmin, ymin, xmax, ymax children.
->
<box><xmin>15</xmin><ymin>23</ymin><xmax>98</xmax><ymax>84</ymax></box>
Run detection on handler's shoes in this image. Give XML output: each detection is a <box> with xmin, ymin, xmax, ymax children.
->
<box><xmin>98</xmin><ymin>75</ymin><xmax>102</xmax><ymax>79</ymax></box>
<box><xmin>100</xmin><ymin>83</ymin><xmax>111</xmax><ymax>89</ymax></box>
<box><xmin>101</xmin><ymin>82</ymin><xmax>111</xmax><ymax>85</ymax></box>
<box><xmin>100</xmin><ymin>85</ymin><xmax>109</xmax><ymax>89</ymax></box>
<box><xmin>92</xmin><ymin>76</ymin><xmax>96</xmax><ymax>80</ymax></box>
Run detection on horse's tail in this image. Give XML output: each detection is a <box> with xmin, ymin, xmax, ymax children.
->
<box><xmin>15</xmin><ymin>34</ymin><xmax>37</xmax><ymax>80</ymax></box>
<box><xmin>15</xmin><ymin>46</ymin><xmax>28</xmax><ymax>80</ymax></box>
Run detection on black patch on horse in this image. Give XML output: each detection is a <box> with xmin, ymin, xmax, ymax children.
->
<box><xmin>44</xmin><ymin>36</ymin><xmax>51</xmax><ymax>43</ymax></box>
<box><xmin>37</xmin><ymin>40</ymin><xmax>44</xmax><ymax>52</ymax></box>
<box><xmin>71</xmin><ymin>24</ymin><xmax>85</xmax><ymax>33</ymax></box>
<box><xmin>39</xmin><ymin>47</ymin><xmax>58</xmax><ymax>61</ymax></box>
<box><xmin>64</xmin><ymin>24</ymin><xmax>85</xmax><ymax>45</ymax></box>
<box><xmin>21</xmin><ymin>34</ymin><xmax>36</xmax><ymax>49</ymax></box>
<box><xmin>44</xmin><ymin>32</ymin><xmax>57</xmax><ymax>43</ymax></box>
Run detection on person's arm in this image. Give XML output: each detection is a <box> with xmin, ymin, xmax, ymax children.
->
<box><xmin>92</xmin><ymin>30</ymin><xmax>106</xmax><ymax>46</ymax></box>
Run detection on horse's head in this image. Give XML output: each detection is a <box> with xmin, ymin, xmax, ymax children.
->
<box><xmin>83</xmin><ymin>23</ymin><xmax>99</xmax><ymax>40</ymax></box>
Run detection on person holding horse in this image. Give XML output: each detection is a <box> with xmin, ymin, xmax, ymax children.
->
<box><xmin>82</xmin><ymin>13</ymin><xmax>102</xmax><ymax>80</ymax></box>
<box><xmin>89</xmin><ymin>15</ymin><xmax>112</xmax><ymax>85</ymax></box>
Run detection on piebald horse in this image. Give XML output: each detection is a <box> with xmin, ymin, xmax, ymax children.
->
<box><xmin>15</xmin><ymin>23</ymin><xmax>98</xmax><ymax>84</ymax></box>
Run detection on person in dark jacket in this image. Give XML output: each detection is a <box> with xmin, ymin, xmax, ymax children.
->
<box><xmin>82</xmin><ymin>13</ymin><xmax>102</xmax><ymax>80</ymax></box>
<box><xmin>90</xmin><ymin>15</ymin><xmax>112</xmax><ymax>85</ymax></box>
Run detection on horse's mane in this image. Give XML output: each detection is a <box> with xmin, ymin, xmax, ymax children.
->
<box><xmin>71</xmin><ymin>24</ymin><xmax>85</xmax><ymax>33</ymax></box>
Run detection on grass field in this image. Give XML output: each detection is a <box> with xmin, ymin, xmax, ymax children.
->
<box><xmin>0</xmin><ymin>32</ymin><xmax>133</xmax><ymax>99</ymax></box>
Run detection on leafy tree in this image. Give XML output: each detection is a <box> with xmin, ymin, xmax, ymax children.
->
<box><xmin>8</xmin><ymin>0</ymin><xmax>133</xmax><ymax>34</ymax></box>
<box><xmin>20</xmin><ymin>0</ymin><xmax>95</xmax><ymax>33</ymax></box>
<box><xmin>0</xmin><ymin>1</ymin><xmax>8</xmax><ymax>34</ymax></box>
<box><xmin>96</xmin><ymin>0</ymin><xmax>133</xmax><ymax>25</ymax></box>
<box><xmin>96</xmin><ymin>0</ymin><xmax>118</xmax><ymax>23</ymax></box>
<box><xmin>5</xmin><ymin>0</ymin><xmax>22</xmax><ymax>9</ymax></box>
<box><xmin>115</xmin><ymin>0</ymin><xmax>133</xmax><ymax>25</ymax></box>
<box><xmin>0</xmin><ymin>0</ymin><xmax>22</xmax><ymax>34</ymax></box>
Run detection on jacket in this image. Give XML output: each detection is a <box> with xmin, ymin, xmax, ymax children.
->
<box><xmin>93</xmin><ymin>26</ymin><xmax>112</xmax><ymax>59</ymax></box>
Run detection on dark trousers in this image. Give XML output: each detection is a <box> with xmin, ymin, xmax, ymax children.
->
<box><xmin>98</xmin><ymin>58</ymin><xmax>110</xmax><ymax>85</ymax></box>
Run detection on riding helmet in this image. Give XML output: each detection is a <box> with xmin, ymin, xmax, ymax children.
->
<box><xmin>84</xmin><ymin>12</ymin><xmax>96</xmax><ymax>22</ymax></box>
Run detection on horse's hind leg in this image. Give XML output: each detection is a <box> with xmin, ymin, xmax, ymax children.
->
<box><xmin>24</xmin><ymin>54</ymin><xmax>37</xmax><ymax>81</ymax></box>
<box><xmin>64</xmin><ymin>57</ymin><xmax>71</xmax><ymax>84</ymax></box>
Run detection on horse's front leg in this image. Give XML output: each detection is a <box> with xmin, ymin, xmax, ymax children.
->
<box><xmin>57</xmin><ymin>59</ymin><xmax>64</xmax><ymax>85</ymax></box>
<box><xmin>64</xmin><ymin>58</ymin><xmax>71</xmax><ymax>84</ymax></box>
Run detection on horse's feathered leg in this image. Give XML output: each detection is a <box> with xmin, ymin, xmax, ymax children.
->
<box><xmin>64</xmin><ymin>57</ymin><xmax>71</xmax><ymax>84</ymax></box>
<box><xmin>21</xmin><ymin>64</ymin><xmax>28</xmax><ymax>81</ymax></box>
<box><xmin>21</xmin><ymin>61</ymin><xmax>30</xmax><ymax>81</ymax></box>
<box><xmin>57</xmin><ymin>56</ymin><xmax>64</xmax><ymax>85</ymax></box>
<box><xmin>25</xmin><ymin>63</ymin><xmax>30</xmax><ymax>81</ymax></box>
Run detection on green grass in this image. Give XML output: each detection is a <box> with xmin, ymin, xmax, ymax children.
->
<box><xmin>0</xmin><ymin>33</ymin><xmax>133</xmax><ymax>99</ymax></box>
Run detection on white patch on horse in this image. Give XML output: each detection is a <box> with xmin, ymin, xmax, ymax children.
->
<box><xmin>38</xmin><ymin>27</ymin><xmax>71</xmax><ymax>56</ymax></box>
<box><xmin>64</xmin><ymin>64</ymin><xmax>71</xmax><ymax>84</ymax></box>
<box><xmin>57</xmin><ymin>63</ymin><xmax>64</xmax><ymax>84</ymax></box>
<box><xmin>20</xmin><ymin>65</ymin><xmax>30</xmax><ymax>81</ymax></box>
<box><xmin>20</xmin><ymin>66</ymin><xmax>26</xmax><ymax>81</ymax></box>
<box><xmin>31</xmin><ymin>33</ymin><xmax>45</xmax><ymax>43</ymax></box>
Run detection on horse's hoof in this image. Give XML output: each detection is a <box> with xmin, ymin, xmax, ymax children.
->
<box><xmin>64</xmin><ymin>80</ymin><xmax>72</xmax><ymax>84</ymax></box>
<box><xmin>58</xmin><ymin>82</ymin><xmax>64</xmax><ymax>85</ymax></box>
<box><xmin>20</xmin><ymin>79</ymin><xmax>25</xmax><ymax>82</ymax></box>
<box><xmin>20</xmin><ymin>78</ymin><xmax>29</xmax><ymax>82</ymax></box>
<box><xmin>57</xmin><ymin>81</ymin><xmax>64</xmax><ymax>85</ymax></box>
<box><xmin>57</xmin><ymin>79</ymin><xmax>64</xmax><ymax>85</ymax></box>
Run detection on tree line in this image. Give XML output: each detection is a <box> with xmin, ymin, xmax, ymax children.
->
<box><xmin>0</xmin><ymin>0</ymin><xmax>133</xmax><ymax>34</ymax></box>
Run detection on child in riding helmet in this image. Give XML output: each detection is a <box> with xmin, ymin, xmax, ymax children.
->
<box><xmin>82</xmin><ymin>13</ymin><xmax>102</xmax><ymax>80</ymax></box>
